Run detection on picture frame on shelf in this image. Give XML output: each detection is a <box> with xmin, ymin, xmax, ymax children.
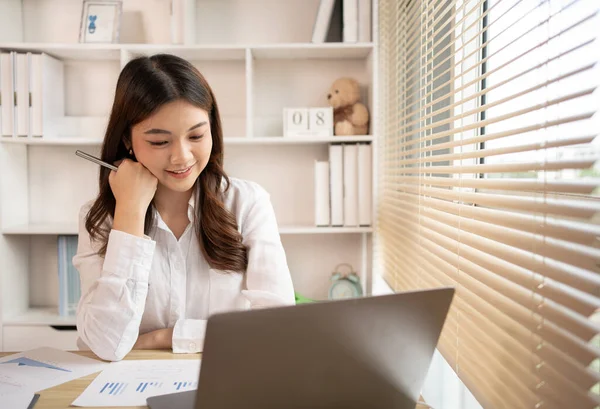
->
<box><xmin>79</xmin><ymin>0</ymin><xmax>123</xmax><ymax>44</ymax></box>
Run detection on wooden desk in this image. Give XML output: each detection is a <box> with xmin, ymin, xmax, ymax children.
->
<box><xmin>0</xmin><ymin>350</ymin><xmax>200</xmax><ymax>409</ymax></box>
<box><xmin>0</xmin><ymin>350</ymin><xmax>432</xmax><ymax>409</ymax></box>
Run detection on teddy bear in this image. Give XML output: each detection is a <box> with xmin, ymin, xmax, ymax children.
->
<box><xmin>326</xmin><ymin>77</ymin><xmax>369</xmax><ymax>136</ymax></box>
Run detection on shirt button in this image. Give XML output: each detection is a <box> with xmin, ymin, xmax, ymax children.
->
<box><xmin>189</xmin><ymin>342</ymin><xmax>197</xmax><ymax>350</ymax></box>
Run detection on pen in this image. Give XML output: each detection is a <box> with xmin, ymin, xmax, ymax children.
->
<box><xmin>75</xmin><ymin>150</ymin><xmax>118</xmax><ymax>171</ymax></box>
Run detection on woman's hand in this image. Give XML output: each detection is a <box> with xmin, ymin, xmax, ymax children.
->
<box><xmin>133</xmin><ymin>328</ymin><xmax>174</xmax><ymax>350</ymax></box>
<box><xmin>109</xmin><ymin>159</ymin><xmax>158</xmax><ymax>214</ymax></box>
<box><xmin>109</xmin><ymin>159</ymin><xmax>158</xmax><ymax>237</ymax></box>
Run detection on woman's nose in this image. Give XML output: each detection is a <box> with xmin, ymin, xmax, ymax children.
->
<box><xmin>171</xmin><ymin>141</ymin><xmax>193</xmax><ymax>164</ymax></box>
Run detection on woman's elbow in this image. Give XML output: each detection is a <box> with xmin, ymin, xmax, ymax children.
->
<box><xmin>76</xmin><ymin>313</ymin><xmax>132</xmax><ymax>362</ymax></box>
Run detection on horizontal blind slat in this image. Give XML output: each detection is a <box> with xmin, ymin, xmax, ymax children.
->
<box><xmin>385</xmin><ymin>208</ymin><xmax>600</xmax><ymax>340</ymax></box>
<box><xmin>380</xmin><ymin>0</ymin><xmax>600</xmax><ymax>406</ymax></box>
<box><xmin>398</xmin><ymin>0</ymin><xmax>583</xmax><ymax>115</ymax></box>
<box><xmin>440</xmin><ymin>331</ymin><xmax>599</xmax><ymax>409</ymax></box>
<box><xmin>393</xmin><ymin>113</ymin><xmax>593</xmax><ymax>156</ymax></box>
<box><xmin>385</xmin><ymin>247</ymin><xmax>600</xmax><ymax>389</ymax></box>
<box><xmin>384</xmin><ymin>198</ymin><xmax>600</xmax><ymax>314</ymax></box>
<box><xmin>395</xmin><ymin>88</ymin><xmax>595</xmax><ymax>148</ymax></box>
<box><xmin>387</xmin><ymin>198</ymin><xmax>600</xmax><ymax>275</ymax></box>
<box><xmin>393</xmin><ymin>158</ymin><xmax>597</xmax><ymax>174</ymax></box>
<box><xmin>380</xmin><ymin>221</ymin><xmax>600</xmax><ymax>364</ymax></box>
<box><xmin>388</xmin><ymin>185</ymin><xmax>600</xmax><ymax>218</ymax></box>
<box><xmin>391</xmin><ymin>135</ymin><xmax>597</xmax><ymax>164</ymax></box>
<box><xmin>397</xmin><ymin>3</ymin><xmax>595</xmax><ymax>126</ymax></box>
<box><xmin>381</xmin><ymin>197</ymin><xmax>600</xmax><ymax>296</ymax></box>
<box><xmin>388</xmin><ymin>175</ymin><xmax>599</xmax><ymax>196</ymax></box>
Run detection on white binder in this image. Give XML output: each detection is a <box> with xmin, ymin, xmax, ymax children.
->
<box><xmin>343</xmin><ymin>0</ymin><xmax>358</xmax><ymax>42</ymax></box>
<box><xmin>314</xmin><ymin>160</ymin><xmax>330</xmax><ymax>226</ymax></box>
<box><xmin>0</xmin><ymin>52</ymin><xmax>15</xmax><ymax>137</ymax></box>
<box><xmin>358</xmin><ymin>143</ymin><xmax>372</xmax><ymax>226</ymax></box>
<box><xmin>343</xmin><ymin>143</ymin><xmax>359</xmax><ymax>226</ymax></box>
<box><xmin>15</xmin><ymin>52</ymin><xmax>30</xmax><ymax>137</ymax></box>
<box><xmin>358</xmin><ymin>0</ymin><xmax>371</xmax><ymax>42</ymax></box>
<box><xmin>30</xmin><ymin>53</ymin><xmax>65</xmax><ymax>138</ymax></box>
<box><xmin>329</xmin><ymin>144</ymin><xmax>344</xmax><ymax>226</ymax></box>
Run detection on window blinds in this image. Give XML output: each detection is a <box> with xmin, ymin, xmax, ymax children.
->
<box><xmin>377</xmin><ymin>0</ymin><xmax>600</xmax><ymax>408</ymax></box>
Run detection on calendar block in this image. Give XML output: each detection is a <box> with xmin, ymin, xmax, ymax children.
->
<box><xmin>309</xmin><ymin>107</ymin><xmax>333</xmax><ymax>135</ymax></box>
<box><xmin>283</xmin><ymin>108</ymin><xmax>309</xmax><ymax>136</ymax></box>
<box><xmin>283</xmin><ymin>107</ymin><xmax>333</xmax><ymax>137</ymax></box>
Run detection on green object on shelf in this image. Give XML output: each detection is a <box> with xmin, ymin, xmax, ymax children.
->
<box><xmin>295</xmin><ymin>292</ymin><xmax>316</xmax><ymax>304</ymax></box>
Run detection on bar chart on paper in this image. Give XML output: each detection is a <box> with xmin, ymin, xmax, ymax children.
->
<box><xmin>72</xmin><ymin>360</ymin><xmax>201</xmax><ymax>407</ymax></box>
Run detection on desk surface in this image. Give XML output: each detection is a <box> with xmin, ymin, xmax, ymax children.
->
<box><xmin>0</xmin><ymin>350</ymin><xmax>431</xmax><ymax>409</ymax></box>
<box><xmin>1</xmin><ymin>350</ymin><xmax>199</xmax><ymax>409</ymax></box>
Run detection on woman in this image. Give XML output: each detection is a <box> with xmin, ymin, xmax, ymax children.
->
<box><xmin>72</xmin><ymin>54</ymin><xmax>295</xmax><ymax>362</ymax></box>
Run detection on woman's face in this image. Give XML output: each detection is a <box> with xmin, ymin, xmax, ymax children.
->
<box><xmin>130</xmin><ymin>99</ymin><xmax>213</xmax><ymax>194</ymax></box>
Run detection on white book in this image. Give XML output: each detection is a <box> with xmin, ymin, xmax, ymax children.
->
<box><xmin>30</xmin><ymin>53</ymin><xmax>64</xmax><ymax>138</ymax></box>
<box><xmin>170</xmin><ymin>0</ymin><xmax>184</xmax><ymax>44</ymax></box>
<box><xmin>0</xmin><ymin>52</ymin><xmax>3</xmax><ymax>136</ymax></box>
<box><xmin>0</xmin><ymin>52</ymin><xmax>15</xmax><ymax>137</ymax></box>
<box><xmin>358</xmin><ymin>143</ymin><xmax>372</xmax><ymax>226</ymax></box>
<box><xmin>315</xmin><ymin>161</ymin><xmax>331</xmax><ymax>226</ymax></box>
<box><xmin>358</xmin><ymin>0</ymin><xmax>371</xmax><ymax>42</ymax></box>
<box><xmin>15</xmin><ymin>52</ymin><xmax>30</xmax><ymax>137</ymax></box>
<box><xmin>312</xmin><ymin>0</ymin><xmax>336</xmax><ymax>43</ymax></box>
<box><xmin>329</xmin><ymin>144</ymin><xmax>344</xmax><ymax>226</ymax></box>
<box><xmin>343</xmin><ymin>0</ymin><xmax>358</xmax><ymax>43</ymax></box>
<box><xmin>343</xmin><ymin>143</ymin><xmax>359</xmax><ymax>226</ymax></box>
<box><xmin>27</xmin><ymin>52</ymin><xmax>33</xmax><ymax>137</ymax></box>
<box><xmin>171</xmin><ymin>0</ymin><xmax>196</xmax><ymax>44</ymax></box>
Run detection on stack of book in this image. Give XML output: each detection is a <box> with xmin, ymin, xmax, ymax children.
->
<box><xmin>311</xmin><ymin>0</ymin><xmax>372</xmax><ymax>43</ymax></box>
<box><xmin>315</xmin><ymin>143</ymin><xmax>372</xmax><ymax>227</ymax></box>
<box><xmin>0</xmin><ymin>51</ymin><xmax>64</xmax><ymax>139</ymax></box>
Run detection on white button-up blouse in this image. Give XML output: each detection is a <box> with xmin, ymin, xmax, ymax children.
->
<box><xmin>72</xmin><ymin>177</ymin><xmax>296</xmax><ymax>362</ymax></box>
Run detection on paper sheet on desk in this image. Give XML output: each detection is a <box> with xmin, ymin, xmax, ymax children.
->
<box><xmin>0</xmin><ymin>347</ymin><xmax>107</xmax><ymax>396</ymax></box>
<box><xmin>0</xmin><ymin>391</ymin><xmax>36</xmax><ymax>409</ymax></box>
<box><xmin>72</xmin><ymin>359</ymin><xmax>201</xmax><ymax>407</ymax></box>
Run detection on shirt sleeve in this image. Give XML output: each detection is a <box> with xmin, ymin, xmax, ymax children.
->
<box><xmin>241</xmin><ymin>188</ymin><xmax>296</xmax><ymax>307</ymax></box>
<box><xmin>72</xmin><ymin>204</ymin><xmax>156</xmax><ymax>362</ymax></box>
<box><xmin>172</xmin><ymin>319</ymin><xmax>206</xmax><ymax>353</ymax></box>
<box><xmin>170</xmin><ymin>188</ymin><xmax>295</xmax><ymax>354</ymax></box>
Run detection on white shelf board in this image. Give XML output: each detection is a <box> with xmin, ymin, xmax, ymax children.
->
<box><xmin>250</xmin><ymin>43</ymin><xmax>375</xmax><ymax>59</ymax></box>
<box><xmin>126</xmin><ymin>44</ymin><xmax>246</xmax><ymax>61</ymax></box>
<box><xmin>2</xmin><ymin>223</ymin><xmax>372</xmax><ymax>235</ymax></box>
<box><xmin>1</xmin><ymin>136</ymin><xmax>104</xmax><ymax>145</ymax></box>
<box><xmin>278</xmin><ymin>226</ymin><xmax>373</xmax><ymax>234</ymax></box>
<box><xmin>2</xmin><ymin>223</ymin><xmax>78</xmax><ymax>235</ymax></box>
<box><xmin>3</xmin><ymin>307</ymin><xmax>76</xmax><ymax>326</ymax></box>
<box><xmin>1</xmin><ymin>136</ymin><xmax>374</xmax><ymax>146</ymax></box>
<box><xmin>0</xmin><ymin>42</ymin><xmax>374</xmax><ymax>61</ymax></box>
<box><xmin>0</xmin><ymin>43</ymin><xmax>122</xmax><ymax>60</ymax></box>
<box><xmin>232</xmin><ymin>136</ymin><xmax>373</xmax><ymax>144</ymax></box>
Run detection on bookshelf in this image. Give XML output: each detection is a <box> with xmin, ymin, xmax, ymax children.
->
<box><xmin>0</xmin><ymin>0</ymin><xmax>378</xmax><ymax>352</ymax></box>
<box><xmin>0</xmin><ymin>135</ymin><xmax>374</xmax><ymax>145</ymax></box>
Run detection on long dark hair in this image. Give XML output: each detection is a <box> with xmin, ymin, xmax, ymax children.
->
<box><xmin>85</xmin><ymin>54</ymin><xmax>247</xmax><ymax>272</ymax></box>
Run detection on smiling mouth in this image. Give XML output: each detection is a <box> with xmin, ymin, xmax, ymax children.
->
<box><xmin>167</xmin><ymin>164</ymin><xmax>195</xmax><ymax>174</ymax></box>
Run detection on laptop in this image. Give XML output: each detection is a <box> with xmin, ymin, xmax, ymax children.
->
<box><xmin>147</xmin><ymin>287</ymin><xmax>454</xmax><ymax>409</ymax></box>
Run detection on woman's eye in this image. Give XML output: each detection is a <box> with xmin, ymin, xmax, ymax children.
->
<box><xmin>149</xmin><ymin>141</ymin><xmax>168</xmax><ymax>146</ymax></box>
<box><xmin>190</xmin><ymin>134</ymin><xmax>205</xmax><ymax>140</ymax></box>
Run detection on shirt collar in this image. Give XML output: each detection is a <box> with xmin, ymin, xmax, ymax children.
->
<box><xmin>152</xmin><ymin>177</ymin><xmax>227</xmax><ymax>232</ymax></box>
<box><xmin>154</xmin><ymin>188</ymin><xmax>197</xmax><ymax>232</ymax></box>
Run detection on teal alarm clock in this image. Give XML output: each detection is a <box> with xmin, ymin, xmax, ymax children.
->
<box><xmin>328</xmin><ymin>263</ymin><xmax>363</xmax><ymax>300</ymax></box>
